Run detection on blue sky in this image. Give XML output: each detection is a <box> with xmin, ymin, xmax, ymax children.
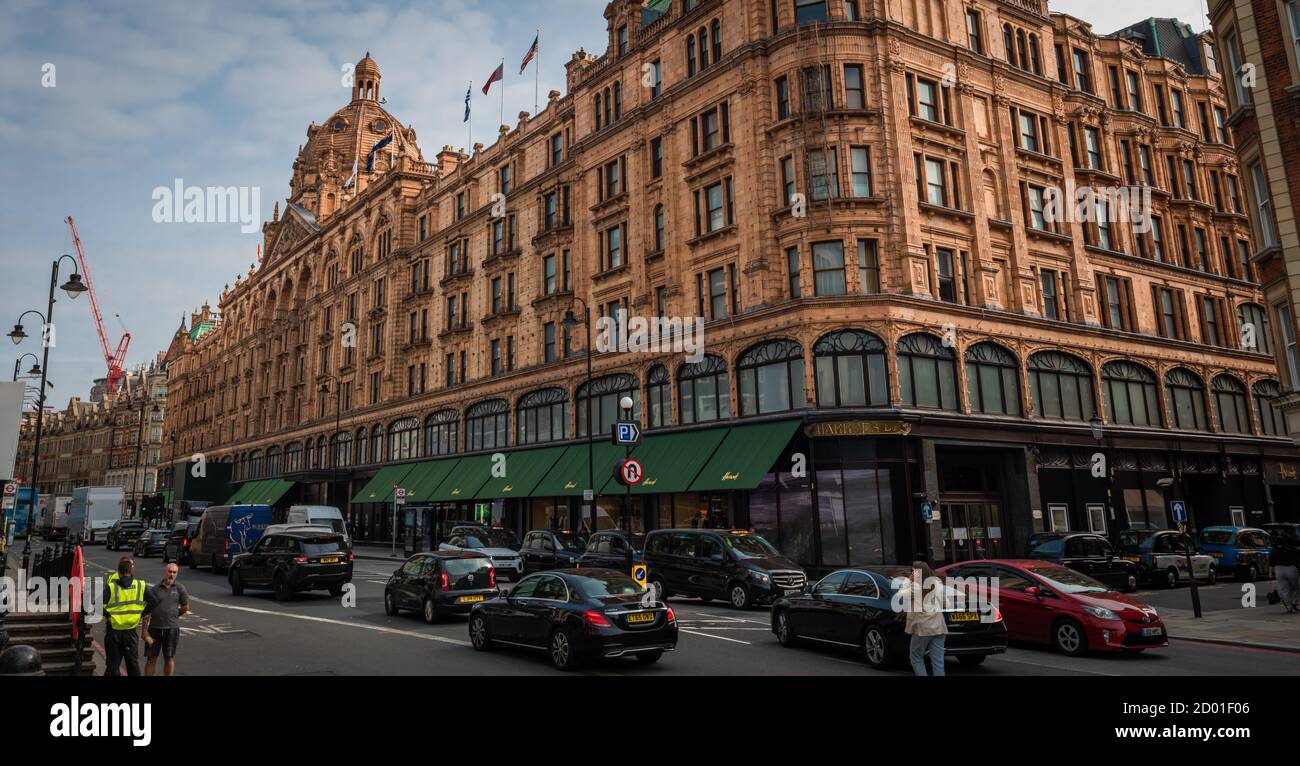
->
<box><xmin>0</xmin><ymin>0</ymin><xmax>1211</xmax><ymax>404</ymax></box>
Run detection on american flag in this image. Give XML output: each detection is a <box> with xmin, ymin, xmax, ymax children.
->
<box><xmin>520</xmin><ymin>34</ymin><xmax>538</xmax><ymax>75</ymax></box>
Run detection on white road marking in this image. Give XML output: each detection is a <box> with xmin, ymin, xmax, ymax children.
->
<box><xmin>679</xmin><ymin>628</ymin><xmax>751</xmax><ymax>645</ymax></box>
<box><xmin>187</xmin><ymin>596</ymin><xmax>471</xmax><ymax>647</ymax></box>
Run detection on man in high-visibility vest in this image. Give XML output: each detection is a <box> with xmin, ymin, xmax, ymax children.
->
<box><xmin>102</xmin><ymin>557</ymin><xmax>146</xmax><ymax>676</ymax></box>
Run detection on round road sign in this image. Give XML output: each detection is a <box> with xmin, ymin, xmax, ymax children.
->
<box><xmin>620</xmin><ymin>458</ymin><xmax>644</xmax><ymax>486</ymax></box>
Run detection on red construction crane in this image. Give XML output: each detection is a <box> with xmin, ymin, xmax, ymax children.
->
<box><xmin>65</xmin><ymin>216</ymin><xmax>131</xmax><ymax>395</ymax></box>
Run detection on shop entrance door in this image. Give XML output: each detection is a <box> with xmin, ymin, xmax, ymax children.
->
<box><xmin>939</xmin><ymin>500</ymin><xmax>1006</xmax><ymax>564</ymax></box>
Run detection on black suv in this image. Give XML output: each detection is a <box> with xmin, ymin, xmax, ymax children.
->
<box><xmin>163</xmin><ymin>521</ymin><xmax>199</xmax><ymax>565</ymax></box>
<box><xmin>384</xmin><ymin>551</ymin><xmax>500</xmax><ymax>623</ymax></box>
<box><xmin>643</xmin><ymin>529</ymin><xmax>806</xmax><ymax>609</ymax></box>
<box><xmin>521</xmin><ymin>530</ymin><xmax>587</xmax><ymax>573</ymax></box>
<box><xmin>228</xmin><ymin>531</ymin><xmax>353</xmax><ymax>601</ymax></box>
<box><xmin>1026</xmin><ymin>532</ymin><xmax>1139</xmax><ymax>593</ymax></box>
<box><xmin>578</xmin><ymin>530</ymin><xmax>645</xmax><ymax>571</ymax></box>
<box><xmin>105</xmin><ymin>520</ymin><xmax>147</xmax><ymax>551</ymax></box>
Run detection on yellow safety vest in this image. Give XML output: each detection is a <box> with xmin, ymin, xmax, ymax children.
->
<box><xmin>105</xmin><ymin>573</ymin><xmax>146</xmax><ymax>631</ymax></box>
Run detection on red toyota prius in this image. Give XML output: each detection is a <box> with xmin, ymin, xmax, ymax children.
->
<box><xmin>937</xmin><ymin>559</ymin><xmax>1167</xmax><ymax>656</ymax></box>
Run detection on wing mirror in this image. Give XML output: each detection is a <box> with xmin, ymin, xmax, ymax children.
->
<box><xmin>1025</xmin><ymin>586</ymin><xmax>1043</xmax><ymax>599</ymax></box>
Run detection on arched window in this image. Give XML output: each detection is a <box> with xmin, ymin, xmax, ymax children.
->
<box><xmin>370</xmin><ymin>425</ymin><xmax>384</xmax><ymax>463</ymax></box>
<box><xmin>1212</xmin><ymin>375</ymin><xmax>1251</xmax><ymax>434</ymax></box>
<box><xmin>424</xmin><ymin>410</ymin><xmax>459</xmax><ymax>456</ymax></box>
<box><xmin>517</xmin><ymin>389</ymin><xmax>568</xmax><ymax>445</ymax></box>
<box><xmin>1165</xmin><ymin>368</ymin><xmax>1208</xmax><ymax>430</ymax></box>
<box><xmin>577</xmin><ymin>374</ymin><xmax>639</xmax><ymax>436</ymax></box>
<box><xmin>284</xmin><ymin>442</ymin><xmax>302</xmax><ymax>473</ymax></box>
<box><xmin>466</xmin><ymin>399</ymin><xmax>510</xmax><ymax>451</ymax></box>
<box><xmin>1028</xmin><ymin>352</ymin><xmax>1095</xmax><ymax>422</ymax></box>
<box><xmin>332</xmin><ymin>431</ymin><xmax>353</xmax><ymax>468</ymax></box>
<box><xmin>737</xmin><ymin>340</ymin><xmax>805</xmax><ymax>416</ymax></box>
<box><xmin>1254</xmin><ymin>380</ymin><xmax>1288</xmax><ymax>436</ymax></box>
<box><xmin>1237</xmin><ymin>303</ymin><xmax>1272</xmax><ymax>354</ymax></box>
<box><xmin>647</xmin><ymin>365</ymin><xmax>671</xmax><ymax>428</ymax></box>
<box><xmin>315</xmin><ymin>436</ymin><xmax>327</xmax><ymax>468</ymax></box>
<box><xmin>965</xmin><ymin>342</ymin><xmax>1021</xmax><ymax>415</ymax></box>
<box><xmin>1102</xmin><ymin>361</ymin><xmax>1160</xmax><ymax>426</ymax></box>
<box><xmin>354</xmin><ymin>427</ymin><xmax>368</xmax><ymax>465</ymax></box>
<box><xmin>686</xmin><ymin>34</ymin><xmax>697</xmax><ymax>76</ymax></box>
<box><xmin>815</xmin><ymin>330</ymin><xmax>888</xmax><ymax>408</ymax></box>
<box><xmin>897</xmin><ymin>333</ymin><xmax>957</xmax><ymax>410</ymax></box>
<box><xmin>304</xmin><ymin>439</ymin><xmax>315</xmax><ymax>470</ymax></box>
<box><xmin>388</xmin><ymin>417</ymin><xmax>420</xmax><ymax>461</ymax></box>
<box><xmin>266</xmin><ymin>447</ymin><xmax>282</xmax><ymax>477</ymax></box>
<box><xmin>679</xmin><ymin>355</ymin><xmax>731</xmax><ymax>423</ymax></box>
<box><xmin>710</xmin><ymin>18</ymin><xmax>722</xmax><ymax>62</ymax></box>
<box><xmin>249</xmin><ymin>450</ymin><xmax>264</xmax><ymax>479</ymax></box>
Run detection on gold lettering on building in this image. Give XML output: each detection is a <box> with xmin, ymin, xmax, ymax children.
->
<box><xmin>804</xmin><ymin>421</ymin><xmax>913</xmax><ymax>438</ymax></box>
<box><xmin>722</xmin><ymin>472</ymin><xmax>741</xmax><ymax>482</ymax></box>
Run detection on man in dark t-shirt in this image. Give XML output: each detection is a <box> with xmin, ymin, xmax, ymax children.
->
<box><xmin>142</xmin><ymin>562</ymin><xmax>190</xmax><ymax>676</ymax></box>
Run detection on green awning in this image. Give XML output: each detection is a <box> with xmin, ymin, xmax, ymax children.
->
<box><xmin>425</xmin><ymin>454</ymin><xmax>496</xmax><ymax>502</ymax></box>
<box><xmin>688</xmin><ymin>419</ymin><xmax>802</xmax><ymax>491</ymax></box>
<box><xmin>598</xmin><ymin>427</ymin><xmax>729</xmax><ymax>495</ymax></box>
<box><xmin>351</xmin><ymin>465</ymin><xmax>418</xmax><ymax>504</ymax></box>
<box><xmin>401</xmin><ymin>458</ymin><xmax>462</xmax><ymax>503</ymax></box>
<box><xmin>244</xmin><ymin>479</ymin><xmax>294</xmax><ymax>505</ymax></box>
<box><xmin>477</xmin><ymin>446</ymin><xmax>568</xmax><ymax>499</ymax></box>
<box><xmin>223</xmin><ymin>480</ymin><xmax>260</xmax><ymax>505</ymax></box>
<box><xmin>531</xmin><ymin>442</ymin><xmax>628</xmax><ymax>497</ymax></box>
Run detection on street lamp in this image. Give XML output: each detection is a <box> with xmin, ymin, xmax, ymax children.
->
<box><xmin>619</xmin><ymin>395</ymin><xmax>634</xmax><ymax>533</ymax></box>
<box><xmin>12</xmin><ymin>354</ymin><xmax>40</xmax><ymax>381</ymax></box>
<box><xmin>319</xmin><ymin>377</ymin><xmax>343</xmax><ymax>507</ymax></box>
<box><xmin>564</xmin><ymin>299</ymin><xmax>594</xmax><ymax>533</ymax></box>
<box><xmin>1089</xmin><ymin>415</ymin><xmax>1114</xmax><ymax>537</ymax></box>
<box><xmin>10</xmin><ymin>253</ymin><xmax>85</xmax><ymax>572</ymax></box>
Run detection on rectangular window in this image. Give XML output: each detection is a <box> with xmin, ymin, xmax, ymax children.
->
<box><xmin>1201</xmin><ymin>296</ymin><xmax>1221</xmax><ymax>346</ymax></box>
<box><xmin>1278</xmin><ymin>302</ymin><xmax>1300</xmax><ymax>388</ymax></box>
<box><xmin>776</xmin><ymin>76</ymin><xmax>791</xmax><ymax>120</ymax></box>
<box><xmin>858</xmin><ymin>239</ymin><xmax>879</xmax><ymax>293</ymax></box>
<box><xmin>1026</xmin><ymin>184</ymin><xmax>1048</xmax><ymax>230</ymax></box>
<box><xmin>1108</xmin><ymin>66</ymin><xmax>1124</xmax><ymax>109</ymax></box>
<box><xmin>809</xmin><ymin>146</ymin><xmax>839</xmax><ymax>200</ymax></box>
<box><xmin>849</xmin><ymin>146</ymin><xmax>871</xmax><ymax>197</ymax></box>
<box><xmin>1171</xmin><ymin>89</ymin><xmax>1185</xmax><ymax>129</ymax></box>
<box><xmin>1139</xmin><ymin>145</ymin><xmax>1153</xmax><ymax>186</ymax></box>
<box><xmin>1072</xmin><ymin>49</ymin><xmax>1092</xmax><ymax>93</ymax></box>
<box><xmin>813</xmin><ymin>241</ymin><xmax>847</xmax><ymax>296</ymax></box>
<box><xmin>935</xmin><ymin>248</ymin><xmax>958</xmax><ymax>303</ymax></box>
<box><xmin>966</xmin><ymin>9</ymin><xmax>983</xmax><ymax>54</ymax></box>
<box><xmin>781</xmin><ymin>155</ymin><xmax>796</xmax><ymax>206</ymax></box>
<box><xmin>705</xmin><ymin>181</ymin><xmax>726</xmax><ymax>232</ymax></box>
<box><xmin>924</xmin><ymin>157</ymin><xmax>947</xmax><ymax>207</ymax></box>
<box><xmin>708</xmin><ymin>268</ymin><xmax>727</xmax><ymax>319</ymax></box>
<box><xmin>1084</xmin><ymin>126</ymin><xmax>1103</xmax><ymax>170</ymax></box>
<box><xmin>844</xmin><ymin>65</ymin><xmax>865</xmax><ymax>109</ymax></box>
<box><xmin>1251</xmin><ymin>161</ymin><xmax>1278</xmax><ymax>247</ymax></box>
<box><xmin>1157</xmin><ymin>288</ymin><xmax>1180</xmax><ymax>339</ymax></box>
<box><xmin>787</xmin><ymin>247</ymin><xmax>801</xmax><ymax>298</ymax></box>
<box><xmin>1183</xmin><ymin>159</ymin><xmax>1198</xmax><ymax>200</ymax></box>
<box><xmin>543</xmin><ymin>322</ymin><xmax>556</xmax><ymax>363</ymax></box>
<box><xmin>1126</xmin><ymin>70</ymin><xmax>1143</xmax><ymax>113</ymax></box>
<box><xmin>1040</xmin><ymin>269</ymin><xmax>1060</xmax><ymax>320</ymax></box>
<box><xmin>916</xmin><ymin>78</ymin><xmax>940</xmax><ymax>122</ymax></box>
<box><xmin>1154</xmin><ymin>84</ymin><xmax>1169</xmax><ymax>125</ymax></box>
<box><xmin>1195</xmin><ymin>228</ymin><xmax>1210</xmax><ymax>272</ymax></box>
<box><xmin>543</xmin><ymin>254</ymin><xmax>557</xmax><ymax>295</ymax></box>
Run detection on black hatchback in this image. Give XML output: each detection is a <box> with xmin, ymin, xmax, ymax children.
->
<box><xmin>469</xmin><ymin>569</ymin><xmax>677</xmax><ymax>671</ymax></box>
<box><xmin>228</xmin><ymin>531</ymin><xmax>353</xmax><ymax>600</ymax></box>
<box><xmin>132</xmin><ymin>529</ymin><xmax>169</xmax><ymax>558</ymax></box>
<box><xmin>1026</xmin><ymin>533</ymin><xmax>1139</xmax><ymax>593</ymax></box>
<box><xmin>385</xmin><ymin>551</ymin><xmax>499</xmax><ymax>623</ymax></box>
<box><xmin>772</xmin><ymin>567</ymin><xmax>1009</xmax><ymax>670</ymax></box>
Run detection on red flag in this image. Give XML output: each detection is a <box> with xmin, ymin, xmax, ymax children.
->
<box><xmin>70</xmin><ymin>544</ymin><xmax>84</xmax><ymax>640</ymax></box>
<box><xmin>482</xmin><ymin>63</ymin><xmax>504</xmax><ymax>95</ymax></box>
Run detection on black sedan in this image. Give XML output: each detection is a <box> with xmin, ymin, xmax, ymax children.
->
<box><xmin>385</xmin><ymin>551</ymin><xmax>499</xmax><ymax>623</ymax></box>
<box><xmin>228</xmin><ymin>531</ymin><xmax>353</xmax><ymax>600</ymax></box>
<box><xmin>132</xmin><ymin>529</ymin><xmax>169</xmax><ymax>558</ymax></box>
<box><xmin>163</xmin><ymin>521</ymin><xmax>198</xmax><ymax>565</ymax></box>
<box><xmin>468</xmin><ymin>569</ymin><xmax>677</xmax><ymax>671</ymax></box>
<box><xmin>771</xmin><ymin>567</ymin><xmax>1009</xmax><ymax>670</ymax></box>
<box><xmin>1026</xmin><ymin>533</ymin><xmax>1139</xmax><ymax>593</ymax></box>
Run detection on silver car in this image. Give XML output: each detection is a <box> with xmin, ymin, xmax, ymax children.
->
<box><xmin>1118</xmin><ymin>529</ymin><xmax>1218</xmax><ymax>587</ymax></box>
<box><xmin>438</xmin><ymin>532</ymin><xmax>523</xmax><ymax>581</ymax></box>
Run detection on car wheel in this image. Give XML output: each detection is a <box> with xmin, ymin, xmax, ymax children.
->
<box><xmin>549</xmin><ymin>626</ymin><xmax>581</xmax><ymax>671</ymax></box>
<box><xmin>188</xmin><ymin>556</ymin><xmax>197</xmax><ymax>570</ymax></box>
<box><xmin>1124</xmin><ymin>574</ymin><xmax>1138</xmax><ymax>594</ymax></box>
<box><xmin>957</xmin><ymin>655</ymin><xmax>986</xmax><ymax>668</ymax></box>
<box><xmin>383</xmin><ymin>590</ymin><xmax>400</xmax><ymax>616</ymax></box>
<box><xmin>636</xmin><ymin>650</ymin><xmax>663</xmax><ymax>665</ymax></box>
<box><xmin>422</xmin><ymin>597</ymin><xmax>441</xmax><ymax>625</ymax></box>
<box><xmin>650</xmin><ymin>577</ymin><xmax>669</xmax><ymax>602</ymax></box>
<box><xmin>469</xmin><ymin>613</ymin><xmax>492</xmax><ymax>650</ymax></box>
<box><xmin>1052</xmin><ymin>618</ymin><xmax>1088</xmax><ymax>657</ymax></box>
<box><xmin>1206</xmin><ymin>567</ymin><xmax>1217</xmax><ymax>585</ymax></box>
<box><xmin>774</xmin><ymin>610</ymin><xmax>798</xmax><ymax>647</ymax></box>
<box><xmin>862</xmin><ymin>625</ymin><xmax>892</xmax><ymax>670</ymax></box>
<box><xmin>273</xmin><ymin>573</ymin><xmax>293</xmax><ymax>602</ymax></box>
<box><xmin>729</xmin><ymin>582</ymin><xmax>750</xmax><ymax>610</ymax></box>
<box><xmin>229</xmin><ymin>569</ymin><xmax>244</xmax><ymax>596</ymax></box>
<box><xmin>1165</xmin><ymin>568</ymin><xmax>1179</xmax><ymax>589</ymax></box>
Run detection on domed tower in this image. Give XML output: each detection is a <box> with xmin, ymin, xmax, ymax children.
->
<box><xmin>353</xmin><ymin>52</ymin><xmax>381</xmax><ymax>102</ymax></box>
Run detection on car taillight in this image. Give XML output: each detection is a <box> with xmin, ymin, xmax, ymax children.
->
<box><xmin>584</xmin><ymin>610</ymin><xmax>611</xmax><ymax>627</ymax></box>
<box><xmin>182</xmin><ymin>538</ymin><xmax>188</xmax><ymax>547</ymax></box>
<box><xmin>993</xmin><ymin>608</ymin><xmax>1003</xmax><ymax>623</ymax></box>
<box><xmin>488</xmin><ymin>568</ymin><xmax>496</xmax><ymax>588</ymax></box>
<box><xmin>295</xmin><ymin>556</ymin><xmax>308</xmax><ymax>564</ymax></box>
<box><xmin>223</xmin><ymin>539</ymin><xmax>228</xmax><ymax>554</ymax></box>
<box><xmin>440</xmin><ymin>572</ymin><xmax>449</xmax><ymax>590</ymax></box>
<box><xmin>665</xmin><ymin>606</ymin><xmax>676</xmax><ymax>623</ymax></box>
<box><xmin>347</xmin><ymin>552</ymin><xmax>354</xmax><ymax>561</ymax></box>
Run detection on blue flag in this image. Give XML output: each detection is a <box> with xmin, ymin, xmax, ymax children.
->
<box><xmin>464</xmin><ymin>85</ymin><xmax>472</xmax><ymax>123</ymax></box>
<box><xmin>366</xmin><ymin>130</ymin><xmax>394</xmax><ymax>172</ymax></box>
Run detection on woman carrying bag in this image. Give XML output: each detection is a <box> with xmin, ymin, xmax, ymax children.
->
<box><xmin>903</xmin><ymin>561</ymin><xmax>949</xmax><ymax>676</ymax></box>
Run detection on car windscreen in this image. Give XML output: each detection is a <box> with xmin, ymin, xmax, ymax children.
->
<box><xmin>485</xmin><ymin>531</ymin><xmax>518</xmax><ymax>548</ymax></box>
<box><xmin>301</xmin><ymin>539</ymin><xmax>346</xmax><ymax>555</ymax></box>
<box><xmin>313</xmin><ymin>518</ymin><xmax>346</xmax><ymax>534</ymax></box>
<box><xmin>1027</xmin><ymin>536</ymin><xmax>1064</xmax><ymax>556</ymax></box>
<box><xmin>1201</xmin><ymin>530</ymin><xmax>1234</xmax><ymax>545</ymax></box>
<box><xmin>577</xmin><ymin>572</ymin><xmax>646</xmax><ymax>600</ymax></box>
<box><xmin>723</xmin><ymin>533</ymin><xmax>780</xmax><ymax>558</ymax></box>
<box><xmin>1116</xmin><ymin>530</ymin><xmax>1153</xmax><ymax>551</ymax></box>
<box><xmin>443</xmin><ymin>558</ymin><xmax>492</xmax><ymax>576</ymax></box>
<box><xmin>1030</xmin><ymin>565</ymin><xmax>1109</xmax><ymax>594</ymax></box>
<box><xmin>146</xmin><ymin>530</ymin><xmax>168</xmax><ymax>539</ymax></box>
<box><xmin>554</xmin><ymin>533</ymin><xmax>586</xmax><ymax>552</ymax></box>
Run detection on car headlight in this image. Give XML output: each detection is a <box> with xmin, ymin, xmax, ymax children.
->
<box><xmin>750</xmin><ymin>571</ymin><xmax>770</xmax><ymax>585</ymax></box>
<box><xmin>1082</xmin><ymin>605</ymin><xmax>1120</xmax><ymax>621</ymax></box>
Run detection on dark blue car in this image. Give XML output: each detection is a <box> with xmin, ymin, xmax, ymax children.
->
<box><xmin>1198</xmin><ymin>527</ymin><xmax>1272</xmax><ymax>581</ymax></box>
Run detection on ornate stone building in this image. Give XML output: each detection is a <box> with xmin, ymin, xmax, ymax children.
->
<box><xmin>162</xmin><ymin>0</ymin><xmax>1298</xmax><ymax>572</ymax></box>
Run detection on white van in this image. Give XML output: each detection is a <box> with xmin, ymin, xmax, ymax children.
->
<box><xmin>285</xmin><ymin>506</ymin><xmax>349</xmax><ymax>544</ymax></box>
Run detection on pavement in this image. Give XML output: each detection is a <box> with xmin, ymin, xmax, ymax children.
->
<box><xmin>1131</xmin><ymin>578</ymin><xmax>1300</xmax><ymax>653</ymax></box>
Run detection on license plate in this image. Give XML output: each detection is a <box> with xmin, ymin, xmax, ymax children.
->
<box><xmin>950</xmin><ymin>612</ymin><xmax>979</xmax><ymax>622</ymax></box>
<box><xmin>626</xmin><ymin>612</ymin><xmax>655</xmax><ymax>624</ymax></box>
<box><xmin>458</xmin><ymin>595</ymin><xmax>485</xmax><ymax>604</ymax></box>
<box><xmin>1141</xmin><ymin>627</ymin><xmax>1163</xmax><ymax>637</ymax></box>
<box><xmin>1210</xmin><ymin>552</ymin><xmax>1224</xmax><ymax>558</ymax></box>
<box><xmin>320</xmin><ymin>557</ymin><xmax>340</xmax><ymax>564</ymax></box>
<box><xmin>1122</xmin><ymin>556</ymin><xmax>1140</xmax><ymax>562</ymax></box>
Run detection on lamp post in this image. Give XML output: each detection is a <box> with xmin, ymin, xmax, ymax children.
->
<box><xmin>1158</xmin><ymin>476</ymin><xmax>1202</xmax><ymax>618</ymax></box>
<box><xmin>563</xmin><ymin>299</ymin><xmax>594</xmax><ymax>533</ymax></box>
<box><xmin>130</xmin><ymin>396</ymin><xmax>160</xmax><ymax>521</ymax></box>
<box><xmin>318</xmin><ymin>377</ymin><xmax>343</xmax><ymax>507</ymax></box>
<box><xmin>11</xmin><ymin>354</ymin><xmax>40</xmax><ymax>382</ymax></box>
<box><xmin>9</xmin><ymin>254</ymin><xmax>88</xmax><ymax>571</ymax></box>
<box><xmin>619</xmin><ymin>395</ymin><xmax>633</xmax><ymax>534</ymax></box>
<box><xmin>1089</xmin><ymin>415</ymin><xmax>1113</xmax><ymax>536</ymax></box>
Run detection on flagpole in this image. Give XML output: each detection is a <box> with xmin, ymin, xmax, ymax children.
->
<box><xmin>468</xmin><ymin>80</ymin><xmax>473</xmax><ymax>156</ymax></box>
<box><xmin>534</xmin><ymin>30</ymin><xmax>540</xmax><ymax>116</ymax></box>
<box><xmin>499</xmin><ymin>58</ymin><xmax>505</xmax><ymax>130</ymax></box>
